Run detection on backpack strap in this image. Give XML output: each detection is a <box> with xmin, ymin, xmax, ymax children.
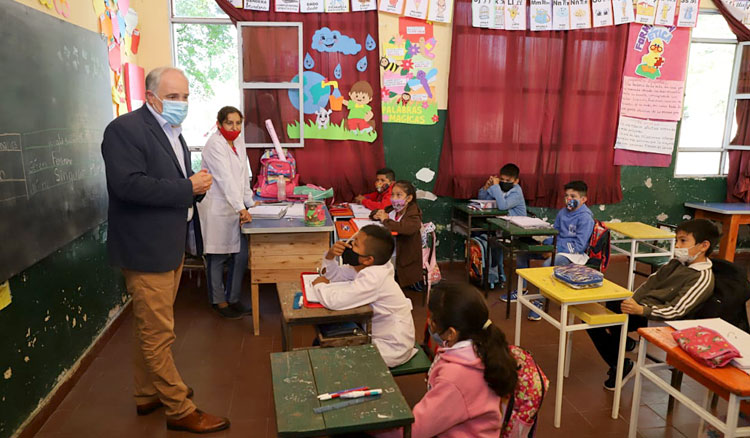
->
<box><xmin>527</xmin><ymin>361</ymin><xmax>547</xmax><ymax>437</ymax></box>
<box><xmin>501</xmin><ymin>393</ymin><xmax>516</xmax><ymax>435</ymax></box>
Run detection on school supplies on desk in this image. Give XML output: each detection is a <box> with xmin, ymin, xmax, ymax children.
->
<box><xmin>292</xmin><ymin>292</ymin><xmax>304</xmax><ymax>309</ymax></box>
<box><xmin>500</xmin><ymin>216</ymin><xmax>553</xmax><ymax>229</ymax></box>
<box><xmin>552</xmin><ymin>265</ymin><xmax>603</xmax><ymax>289</ymax></box>
<box><xmin>329</xmin><ymin>203</ymin><xmax>354</xmax><ymax>217</ymax></box>
<box><xmin>668</xmin><ymin>318</ymin><xmax>750</xmax><ymax>373</ymax></box>
<box><xmin>339</xmin><ymin>389</ymin><xmax>383</xmax><ymax>399</ymax></box>
<box><xmin>317</xmin><ymin>386</ymin><xmax>369</xmax><ymax>400</ymax></box>
<box><xmin>301</xmin><ymin>272</ymin><xmax>324</xmax><ymax>308</ymax></box>
<box><xmin>351</xmin><ymin>204</ymin><xmax>372</xmax><ymax>218</ymax></box>
<box><xmin>313</xmin><ymin>394</ymin><xmax>382</xmax><ymax>414</ymax></box>
<box><xmin>336</xmin><ymin>221</ymin><xmax>356</xmax><ymax>240</ymax></box>
<box><xmin>284</xmin><ymin>203</ymin><xmax>306</xmax><ymax>218</ymax></box>
<box><xmin>246</xmin><ymin>205</ymin><xmax>288</xmax><ymax>219</ymax></box>
<box><xmin>468</xmin><ymin>199</ymin><xmax>497</xmax><ymax>210</ymax></box>
<box><xmin>352</xmin><ymin>218</ymin><xmax>383</xmax><ymax>230</ymax></box>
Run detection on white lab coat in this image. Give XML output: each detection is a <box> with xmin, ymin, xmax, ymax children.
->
<box><xmin>314</xmin><ymin>256</ymin><xmax>417</xmax><ymax>367</ymax></box>
<box><xmin>197</xmin><ymin>131</ymin><xmax>254</xmax><ymax>254</ymax></box>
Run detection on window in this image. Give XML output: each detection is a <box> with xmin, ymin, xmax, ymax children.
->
<box><xmin>675</xmin><ymin>12</ymin><xmax>737</xmax><ymax>176</ymax></box>
<box><xmin>170</xmin><ymin>0</ymin><xmax>239</xmax><ymax>150</ymax></box>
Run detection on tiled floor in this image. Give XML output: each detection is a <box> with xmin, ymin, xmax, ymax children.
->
<box><xmin>34</xmin><ymin>257</ymin><xmax>743</xmax><ymax>438</ymax></box>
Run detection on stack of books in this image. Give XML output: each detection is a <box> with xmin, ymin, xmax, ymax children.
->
<box><xmin>468</xmin><ymin>199</ymin><xmax>497</xmax><ymax>210</ymax></box>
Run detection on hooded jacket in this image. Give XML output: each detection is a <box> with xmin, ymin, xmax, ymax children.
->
<box><xmin>545</xmin><ymin>204</ymin><xmax>595</xmax><ymax>264</ymax></box>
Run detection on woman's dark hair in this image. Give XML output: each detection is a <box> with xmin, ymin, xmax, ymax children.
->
<box><xmin>428</xmin><ymin>283</ymin><xmax>518</xmax><ymax>397</ymax></box>
<box><xmin>393</xmin><ymin>180</ymin><xmax>416</xmax><ymax>202</ymax></box>
<box><xmin>217</xmin><ymin>106</ymin><xmax>243</xmax><ymax>124</ymax></box>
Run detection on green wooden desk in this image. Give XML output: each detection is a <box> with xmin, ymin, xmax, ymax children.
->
<box><xmin>487</xmin><ymin>217</ymin><xmax>559</xmax><ymax>318</ymax></box>
<box><xmin>450</xmin><ymin>204</ymin><xmax>507</xmax><ymax>285</ymax></box>
<box><xmin>271</xmin><ymin>344</ymin><xmax>414</xmax><ymax>437</ymax></box>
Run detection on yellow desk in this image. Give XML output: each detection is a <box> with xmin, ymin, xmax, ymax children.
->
<box><xmin>515</xmin><ymin>267</ymin><xmax>632</xmax><ymax>428</ymax></box>
<box><xmin>604</xmin><ymin>222</ymin><xmax>675</xmax><ymax>291</ymax></box>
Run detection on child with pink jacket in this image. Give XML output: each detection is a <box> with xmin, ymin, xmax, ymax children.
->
<box><xmin>373</xmin><ymin>284</ymin><xmax>519</xmax><ymax>438</ymax></box>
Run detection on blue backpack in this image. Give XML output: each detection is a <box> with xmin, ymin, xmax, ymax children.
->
<box><xmin>469</xmin><ymin>234</ymin><xmax>500</xmax><ymax>288</ymax></box>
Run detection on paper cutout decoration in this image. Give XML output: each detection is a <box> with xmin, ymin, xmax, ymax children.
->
<box><xmin>111</xmin><ymin>10</ymin><xmax>121</xmax><ymax>42</ymax></box>
<box><xmin>612</xmin><ymin>0</ymin><xmax>635</xmax><ymax>24</ymax></box>
<box><xmin>490</xmin><ymin>0</ymin><xmax>506</xmax><ymax>29</ymax></box>
<box><xmin>655</xmin><ymin>0</ymin><xmax>676</xmax><ymax>25</ymax></box>
<box><xmin>131</xmin><ymin>28</ymin><xmax>140</xmax><ymax>54</ymax></box>
<box><xmin>356</xmin><ymin>56</ymin><xmax>368</xmax><ymax>71</ymax></box>
<box><xmin>325</xmin><ymin>0</ymin><xmax>350</xmax><ymax>12</ymax></box>
<box><xmin>676</xmin><ymin>0</ymin><xmax>699</xmax><ymax>26</ymax></box>
<box><xmin>286</xmin><ymin>72</ymin><xmax>378</xmax><ymax>143</ymax></box>
<box><xmin>365</xmin><ymin>34</ymin><xmax>377</xmax><ymax>51</ymax></box>
<box><xmin>380</xmin><ymin>0</ymin><xmax>405</xmax><ymax>15</ymax></box>
<box><xmin>245</xmin><ymin>0</ymin><xmax>270</xmax><ymax>11</ymax></box>
<box><xmin>93</xmin><ymin>0</ymin><xmax>105</xmax><ymax>16</ymax></box>
<box><xmin>108</xmin><ymin>41</ymin><xmax>121</xmax><ymax>72</ymax></box>
<box><xmin>552</xmin><ymin>0</ymin><xmax>570</xmax><ymax>29</ymax></box>
<box><xmin>301</xmin><ymin>0</ymin><xmax>325</xmax><ymax>12</ymax></box>
<box><xmin>505</xmin><ymin>0</ymin><xmax>526</xmax><ymax>30</ymax></box>
<box><xmin>124</xmin><ymin>63</ymin><xmax>145</xmax><ymax>112</ymax></box>
<box><xmin>304</xmin><ymin>53</ymin><xmax>315</xmax><ymax>69</ymax></box>
<box><xmin>427</xmin><ymin>0</ymin><xmax>453</xmax><ymax>22</ymax></box>
<box><xmin>334</xmin><ymin>63</ymin><xmax>342</xmax><ymax>78</ymax></box>
<box><xmin>38</xmin><ymin>0</ymin><xmax>53</xmax><ymax>8</ymax></box>
<box><xmin>635</xmin><ymin>0</ymin><xmax>657</xmax><ymax>23</ymax></box>
<box><xmin>530</xmin><ymin>0</ymin><xmax>553</xmax><ymax>30</ymax></box>
<box><xmin>276</xmin><ymin>0</ymin><xmax>300</xmax><ymax>12</ymax></box>
<box><xmin>119</xmin><ymin>0</ymin><xmax>129</xmax><ymax>11</ymax></box>
<box><xmin>404</xmin><ymin>0</ymin><xmax>429</xmax><ymax>19</ymax></box>
<box><xmin>99</xmin><ymin>12</ymin><xmax>113</xmax><ymax>40</ymax></box>
<box><xmin>311</xmin><ymin>28</ymin><xmax>361</xmax><ymax>55</ymax></box>
<box><xmin>569</xmin><ymin>0</ymin><xmax>592</xmax><ymax>28</ymax></box>
<box><xmin>117</xmin><ymin>11</ymin><xmax>127</xmax><ymax>36</ymax></box>
<box><xmin>591</xmin><ymin>0</ymin><xmax>614</xmax><ymax>27</ymax></box>
<box><xmin>125</xmin><ymin>8</ymin><xmax>138</xmax><ymax>34</ymax></box>
<box><xmin>473</xmin><ymin>0</ymin><xmax>493</xmax><ymax>27</ymax></box>
<box><xmin>351</xmin><ymin>0</ymin><xmax>377</xmax><ymax>11</ymax></box>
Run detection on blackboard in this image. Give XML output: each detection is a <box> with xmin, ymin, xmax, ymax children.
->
<box><xmin>0</xmin><ymin>0</ymin><xmax>112</xmax><ymax>282</ymax></box>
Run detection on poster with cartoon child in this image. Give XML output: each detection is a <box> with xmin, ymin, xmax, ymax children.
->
<box><xmin>343</xmin><ymin>81</ymin><xmax>376</xmax><ymax>133</ymax></box>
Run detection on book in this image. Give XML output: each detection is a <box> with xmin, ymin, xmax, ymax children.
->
<box><xmin>301</xmin><ymin>273</ymin><xmax>324</xmax><ymax>308</ymax></box>
<box><xmin>500</xmin><ymin>216</ymin><xmax>553</xmax><ymax>229</ymax></box>
<box><xmin>468</xmin><ymin>199</ymin><xmax>497</xmax><ymax>209</ymax></box>
<box><xmin>246</xmin><ymin>205</ymin><xmax>288</xmax><ymax>219</ymax></box>
<box><xmin>351</xmin><ymin>204</ymin><xmax>372</xmax><ymax>218</ymax></box>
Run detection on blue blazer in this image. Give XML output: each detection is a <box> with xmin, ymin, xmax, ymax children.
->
<box><xmin>101</xmin><ymin>105</ymin><xmax>203</xmax><ymax>273</ymax></box>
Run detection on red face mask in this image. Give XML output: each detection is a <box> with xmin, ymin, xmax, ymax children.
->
<box><xmin>218</xmin><ymin>126</ymin><xmax>241</xmax><ymax>142</ymax></box>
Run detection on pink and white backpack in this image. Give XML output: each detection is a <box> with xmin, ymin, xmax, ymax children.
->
<box><xmin>253</xmin><ymin>148</ymin><xmax>299</xmax><ymax>199</ymax></box>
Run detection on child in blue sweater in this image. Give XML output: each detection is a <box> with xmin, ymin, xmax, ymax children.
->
<box><xmin>515</xmin><ymin>181</ymin><xmax>595</xmax><ymax>320</ymax></box>
<box><xmin>478</xmin><ymin>163</ymin><xmax>527</xmax><ymax>287</ymax></box>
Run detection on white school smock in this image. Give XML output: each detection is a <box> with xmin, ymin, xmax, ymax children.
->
<box><xmin>314</xmin><ymin>257</ymin><xmax>417</xmax><ymax>367</ymax></box>
<box><xmin>197</xmin><ymin>130</ymin><xmax>254</xmax><ymax>254</ymax></box>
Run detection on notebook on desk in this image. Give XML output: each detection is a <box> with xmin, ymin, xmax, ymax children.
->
<box><xmin>301</xmin><ymin>273</ymin><xmax>324</xmax><ymax>308</ymax></box>
<box><xmin>247</xmin><ymin>205</ymin><xmax>288</xmax><ymax>219</ymax></box>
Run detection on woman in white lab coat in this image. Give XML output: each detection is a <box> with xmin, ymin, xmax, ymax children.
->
<box><xmin>198</xmin><ymin>106</ymin><xmax>255</xmax><ymax>319</ymax></box>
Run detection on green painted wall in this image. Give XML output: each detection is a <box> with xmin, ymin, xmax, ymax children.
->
<box><xmin>0</xmin><ymin>225</ymin><xmax>127</xmax><ymax>438</ymax></box>
<box><xmin>383</xmin><ymin>110</ymin><xmax>728</xmax><ymax>260</ymax></box>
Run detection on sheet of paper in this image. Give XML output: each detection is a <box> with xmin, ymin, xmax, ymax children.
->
<box><xmin>93</xmin><ymin>0</ymin><xmax>106</xmax><ymax>16</ymax></box>
<box><xmin>352</xmin><ymin>218</ymin><xmax>383</xmax><ymax>230</ymax></box>
<box><xmin>285</xmin><ymin>203</ymin><xmax>306</xmax><ymax>218</ymax></box>
<box><xmin>302</xmin><ymin>274</ymin><xmax>322</xmax><ymax>303</ymax></box>
<box><xmin>667</xmin><ymin>318</ymin><xmax>750</xmax><ymax>373</ymax></box>
<box><xmin>246</xmin><ymin>205</ymin><xmax>287</xmax><ymax>218</ymax></box>
<box><xmin>614</xmin><ymin>116</ymin><xmax>678</xmax><ymax>155</ymax></box>
<box><xmin>500</xmin><ymin>216</ymin><xmax>553</xmax><ymax>229</ymax></box>
<box><xmin>351</xmin><ymin>204</ymin><xmax>372</xmax><ymax>218</ymax></box>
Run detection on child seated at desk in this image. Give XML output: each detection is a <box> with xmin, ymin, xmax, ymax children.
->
<box><xmin>588</xmin><ymin>218</ymin><xmax>719</xmax><ymax>390</ymax></box>
<box><xmin>516</xmin><ymin>180</ymin><xmax>595</xmax><ymax>321</ymax></box>
<box><xmin>479</xmin><ymin>163</ymin><xmax>527</xmax><ymax>289</ymax></box>
<box><xmin>355</xmin><ymin>168</ymin><xmax>395</xmax><ymax>211</ymax></box>
<box><xmin>372</xmin><ymin>283</ymin><xmax>518</xmax><ymax>438</ymax></box>
<box><xmin>371</xmin><ymin>181</ymin><xmax>424</xmax><ymax>290</ymax></box>
<box><xmin>312</xmin><ymin>225</ymin><xmax>417</xmax><ymax>367</ymax></box>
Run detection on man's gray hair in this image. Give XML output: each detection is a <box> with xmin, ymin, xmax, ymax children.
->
<box><xmin>145</xmin><ymin>67</ymin><xmax>187</xmax><ymax>93</ymax></box>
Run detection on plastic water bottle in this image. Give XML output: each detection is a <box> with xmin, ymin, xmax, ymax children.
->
<box><xmin>277</xmin><ymin>177</ymin><xmax>286</xmax><ymax>201</ymax></box>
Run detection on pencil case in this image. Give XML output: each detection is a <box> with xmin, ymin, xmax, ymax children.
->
<box><xmin>552</xmin><ymin>265</ymin><xmax>603</xmax><ymax>289</ymax></box>
<box><xmin>671</xmin><ymin>326</ymin><xmax>741</xmax><ymax>368</ymax></box>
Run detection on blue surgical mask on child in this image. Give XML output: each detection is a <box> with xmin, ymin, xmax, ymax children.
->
<box><xmin>428</xmin><ymin>326</ymin><xmax>445</xmax><ymax>346</ymax></box>
<box><xmin>154</xmin><ymin>95</ymin><xmax>189</xmax><ymax>126</ymax></box>
<box><xmin>566</xmin><ymin>199</ymin><xmax>579</xmax><ymax>211</ymax></box>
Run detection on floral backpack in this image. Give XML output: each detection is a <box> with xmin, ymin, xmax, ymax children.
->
<box><xmin>421</xmin><ymin>222</ymin><xmax>442</xmax><ymax>300</ymax></box>
<box><xmin>501</xmin><ymin>345</ymin><xmax>549</xmax><ymax>438</ymax></box>
<box><xmin>253</xmin><ymin>148</ymin><xmax>299</xmax><ymax>199</ymax></box>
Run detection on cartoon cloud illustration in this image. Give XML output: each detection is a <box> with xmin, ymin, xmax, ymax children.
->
<box><xmin>311</xmin><ymin>27</ymin><xmax>362</xmax><ymax>55</ymax></box>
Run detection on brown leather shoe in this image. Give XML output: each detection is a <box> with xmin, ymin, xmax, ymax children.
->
<box><xmin>135</xmin><ymin>386</ymin><xmax>194</xmax><ymax>416</ymax></box>
<box><xmin>166</xmin><ymin>409</ymin><xmax>230</xmax><ymax>434</ymax></box>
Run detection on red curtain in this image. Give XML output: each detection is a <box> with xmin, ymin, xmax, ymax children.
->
<box><xmin>713</xmin><ymin>0</ymin><xmax>750</xmax><ymax>203</ymax></box>
<box><xmin>433</xmin><ymin>0</ymin><xmax>627</xmax><ymax>207</ymax></box>
<box><xmin>215</xmin><ymin>0</ymin><xmax>384</xmax><ymax>201</ymax></box>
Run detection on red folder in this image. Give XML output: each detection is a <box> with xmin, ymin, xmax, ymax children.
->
<box><xmin>301</xmin><ymin>272</ymin><xmax>324</xmax><ymax>308</ymax></box>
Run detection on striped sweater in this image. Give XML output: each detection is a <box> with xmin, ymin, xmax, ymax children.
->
<box><xmin>633</xmin><ymin>259</ymin><xmax>714</xmax><ymax>320</ymax></box>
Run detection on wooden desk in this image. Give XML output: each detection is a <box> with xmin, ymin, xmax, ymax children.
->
<box><xmin>515</xmin><ymin>267</ymin><xmax>633</xmax><ymax>428</ymax></box>
<box><xmin>604</xmin><ymin>222</ymin><xmax>675</xmax><ymax>292</ymax></box>
<box><xmin>486</xmin><ymin>217</ymin><xmax>558</xmax><ymax>317</ymax></box>
<box><xmin>629</xmin><ymin>327</ymin><xmax>750</xmax><ymax>438</ymax></box>
<box><xmin>276</xmin><ymin>282</ymin><xmax>373</xmax><ymax>351</ymax></box>
<box><xmin>685</xmin><ymin>202</ymin><xmax>750</xmax><ymax>262</ymax></box>
<box><xmin>242</xmin><ymin>207</ymin><xmax>334</xmax><ymax>336</ymax></box>
<box><xmin>271</xmin><ymin>344</ymin><xmax>414</xmax><ymax>437</ymax></box>
<box><xmin>450</xmin><ymin>204</ymin><xmax>507</xmax><ymax>284</ymax></box>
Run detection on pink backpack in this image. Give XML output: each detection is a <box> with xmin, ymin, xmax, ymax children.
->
<box><xmin>421</xmin><ymin>222</ymin><xmax>442</xmax><ymax>300</ymax></box>
<box><xmin>501</xmin><ymin>345</ymin><xmax>549</xmax><ymax>438</ymax></box>
<box><xmin>253</xmin><ymin>148</ymin><xmax>300</xmax><ymax>199</ymax></box>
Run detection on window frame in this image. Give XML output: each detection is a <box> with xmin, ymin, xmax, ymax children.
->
<box><xmin>675</xmin><ymin>10</ymin><xmax>738</xmax><ymax>178</ymax></box>
<box><xmin>236</xmin><ymin>21</ymin><xmax>305</xmax><ymax>149</ymax></box>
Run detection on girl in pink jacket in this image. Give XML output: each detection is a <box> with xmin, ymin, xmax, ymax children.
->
<box><xmin>373</xmin><ymin>284</ymin><xmax>518</xmax><ymax>438</ymax></box>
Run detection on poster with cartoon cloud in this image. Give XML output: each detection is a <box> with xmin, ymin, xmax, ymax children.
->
<box><xmin>378</xmin><ymin>17</ymin><xmax>441</xmax><ymax>125</ymax></box>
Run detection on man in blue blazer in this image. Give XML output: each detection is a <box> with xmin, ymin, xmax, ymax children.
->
<box><xmin>101</xmin><ymin>67</ymin><xmax>229</xmax><ymax>433</ymax></box>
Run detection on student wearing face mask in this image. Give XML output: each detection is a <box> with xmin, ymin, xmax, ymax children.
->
<box><xmin>354</xmin><ymin>168</ymin><xmax>395</xmax><ymax>211</ymax></box>
<box><xmin>587</xmin><ymin>219</ymin><xmax>720</xmax><ymax>390</ymax></box>
<box><xmin>478</xmin><ymin>163</ymin><xmax>526</xmax><ymax>216</ymax></box>
<box><xmin>371</xmin><ymin>181</ymin><xmax>424</xmax><ymax>290</ymax></box>
<box><xmin>197</xmin><ymin>107</ymin><xmax>255</xmax><ymax>319</ymax></box>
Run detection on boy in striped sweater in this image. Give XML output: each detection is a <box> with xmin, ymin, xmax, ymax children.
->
<box><xmin>588</xmin><ymin>218</ymin><xmax>720</xmax><ymax>390</ymax></box>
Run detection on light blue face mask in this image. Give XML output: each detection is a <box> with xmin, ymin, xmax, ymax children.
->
<box><xmin>155</xmin><ymin>95</ymin><xmax>188</xmax><ymax>126</ymax></box>
<box><xmin>429</xmin><ymin>326</ymin><xmax>445</xmax><ymax>346</ymax></box>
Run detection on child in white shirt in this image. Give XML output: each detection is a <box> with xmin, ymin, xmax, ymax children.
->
<box><xmin>312</xmin><ymin>225</ymin><xmax>417</xmax><ymax>367</ymax></box>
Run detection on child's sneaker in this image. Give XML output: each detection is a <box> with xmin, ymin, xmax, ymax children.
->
<box><xmin>499</xmin><ymin>291</ymin><xmax>518</xmax><ymax>302</ymax></box>
<box><xmin>527</xmin><ymin>299</ymin><xmax>544</xmax><ymax>321</ymax></box>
